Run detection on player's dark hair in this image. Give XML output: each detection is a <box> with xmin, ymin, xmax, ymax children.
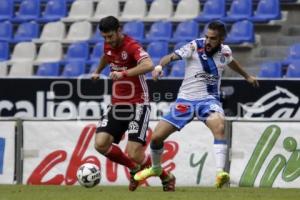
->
<box><xmin>98</xmin><ymin>16</ymin><xmax>120</xmax><ymax>33</ymax></box>
<box><xmin>207</xmin><ymin>21</ymin><xmax>227</xmax><ymax>39</ymax></box>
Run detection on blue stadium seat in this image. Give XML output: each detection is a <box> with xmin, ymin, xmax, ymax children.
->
<box><xmin>62</xmin><ymin>60</ymin><xmax>85</xmax><ymax>77</ymax></box>
<box><xmin>0</xmin><ymin>0</ymin><xmax>13</xmax><ymax>21</ymax></box>
<box><xmin>64</xmin><ymin>42</ymin><xmax>89</xmax><ymax>62</ymax></box>
<box><xmin>89</xmin><ymin>29</ymin><xmax>104</xmax><ymax>44</ymax></box>
<box><xmin>13</xmin><ymin>21</ymin><xmax>40</xmax><ymax>42</ymax></box>
<box><xmin>223</xmin><ymin>0</ymin><xmax>252</xmax><ymax>22</ymax></box>
<box><xmin>286</xmin><ymin>60</ymin><xmax>300</xmax><ymax>78</ymax></box>
<box><xmin>147</xmin><ymin>41</ymin><xmax>169</xmax><ymax>60</ymax></box>
<box><xmin>38</xmin><ymin>0</ymin><xmax>67</xmax><ymax>22</ymax></box>
<box><xmin>286</xmin><ymin>43</ymin><xmax>300</xmax><ymax>60</ymax></box>
<box><xmin>0</xmin><ymin>21</ymin><xmax>12</xmax><ymax>42</ymax></box>
<box><xmin>252</xmin><ymin>0</ymin><xmax>281</xmax><ymax>22</ymax></box>
<box><xmin>169</xmin><ymin>60</ymin><xmax>185</xmax><ymax>78</ymax></box>
<box><xmin>13</xmin><ymin>0</ymin><xmax>41</xmax><ymax>22</ymax></box>
<box><xmin>0</xmin><ymin>42</ymin><xmax>9</xmax><ymax>61</ymax></box>
<box><xmin>172</xmin><ymin>20</ymin><xmax>199</xmax><ymax>42</ymax></box>
<box><xmin>88</xmin><ymin>42</ymin><xmax>104</xmax><ymax>64</ymax></box>
<box><xmin>145</xmin><ymin>21</ymin><xmax>172</xmax><ymax>42</ymax></box>
<box><xmin>36</xmin><ymin>62</ymin><xmax>60</xmax><ymax>76</ymax></box>
<box><xmin>196</xmin><ymin>0</ymin><xmax>226</xmax><ymax>22</ymax></box>
<box><xmin>123</xmin><ymin>21</ymin><xmax>145</xmax><ymax>42</ymax></box>
<box><xmin>258</xmin><ymin>61</ymin><xmax>282</xmax><ymax>78</ymax></box>
<box><xmin>225</xmin><ymin>20</ymin><xmax>255</xmax><ymax>44</ymax></box>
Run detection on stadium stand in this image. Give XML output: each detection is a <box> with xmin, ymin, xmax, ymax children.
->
<box><xmin>88</xmin><ymin>42</ymin><xmax>104</xmax><ymax>65</ymax></box>
<box><xmin>169</xmin><ymin>60</ymin><xmax>185</xmax><ymax>78</ymax></box>
<box><xmin>62</xmin><ymin>0</ymin><xmax>93</xmax><ymax>22</ymax></box>
<box><xmin>123</xmin><ymin>20</ymin><xmax>145</xmax><ymax>42</ymax></box>
<box><xmin>0</xmin><ymin>21</ymin><xmax>13</xmax><ymax>42</ymax></box>
<box><xmin>13</xmin><ymin>21</ymin><xmax>40</xmax><ymax>43</ymax></box>
<box><xmin>145</xmin><ymin>20</ymin><xmax>173</xmax><ymax>42</ymax></box>
<box><xmin>91</xmin><ymin>0</ymin><xmax>120</xmax><ymax>22</ymax></box>
<box><xmin>171</xmin><ymin>0</ymin><xmax>200</xmax><ymax>22</ymax></box>
<box><xmin>9</xmin><ymin>61</ymin><xmax>34</xmax><ymax>77</ymax></box>
<box><xmin>120</xmin><ymin>0</ymin><xmax>147</xmax><ymax>21</ymax></box>
<box><xmin>225</xmin><ymin>20</ymin><xmax>255</xmax><ymax>44</ymax></box>
<box><xmin>35</xmin><ymin>42</ymin><xmax>63</xmax><ymax>64</ymax></box>
<box><xmin>258</xmin><ymin>61</ymin><xmax>282</xmax><ymax>77</ymax></box>
<box><xmin>223</xmin><ymin>0</ymin><xmax>252</xmax><ymax>22</ymax></box>
<box><xmin>171</xmin><ymin>20</ymin><xmax>200</xmax><ymax>42</ymax></box>
<box><xmin>196</xmin><ymin>0</ymin><xmax>226</xmax><ymax>22</ymax></box>
<box><xmin>36</xmin><ymin>62</ymin><xmax>60</xmax><ymax>76</ymax></box>
<box><xmin>33</xmin><ymin>21</ymin><xmax>66</xmax><ymax>43</ymax></box>
<box><xmin>0</xmin><ymin>0</ymin><xmax>14</xmax><ymax>21</ymax></box>
<box><xmin>0</xmin><ymin>42</ymin><xmax>9</xmax><ymax>61</ymax></box>
<box><xmin>286</xmin><ymin>60</ymin><xmax>300</xmax><ymax>77</ymax></box>
<box><xmin>144</xmin><ymin>0</ymin><xmax>173</xmax><ymax>21</ymax></box>
<box><xmin>252</xmin><ymin>0</ymin><xmax>281</xmax><ymax>23</ymax></box>
<box><xmin>38</xmin><ymin>0</ymin><xmax>67</xmax><ymax>23</ymax></box>
<box><xmin>9</xmin><ymin>42</ymin><xmax>36</xmax><ymax>63</ymax></box>
<box><xmin>13</xmin><ymin>0</ymin><xmax>41</xmax><ymax>23</ymax></box>
<box><xmin>61</xmin><ymin>60</ymin><xmax>85</xmax><ymax>77</ymax></box>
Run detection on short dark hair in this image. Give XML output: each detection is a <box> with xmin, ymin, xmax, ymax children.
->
<box><xmin>98</xmin><ymin>16</ymin><xmax>120</xmax><ymax>33</ymax></box>
<box><xmin>207</xmin><ymin>20</ymin><xmax>227</xmax><ymax>39</ymax></box>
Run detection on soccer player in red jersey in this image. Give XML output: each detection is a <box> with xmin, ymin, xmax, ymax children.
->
<box><xmin>91</xmin><ymin>16</ymin><xmax>174</xmax><ymax>191</ymax></box>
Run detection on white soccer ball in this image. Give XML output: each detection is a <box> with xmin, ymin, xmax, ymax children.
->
<box><xmin>76</xmin><ymin>163</ymin><xmax>101</xmax><ymax>188</ymax></box>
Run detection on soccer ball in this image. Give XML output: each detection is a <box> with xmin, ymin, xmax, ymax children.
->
<box><xmin>76</xmin><ymin>163</ymin><xmax>101</xmax><ymax>188</ymax></box>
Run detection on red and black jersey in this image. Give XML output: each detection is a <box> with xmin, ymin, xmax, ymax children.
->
<box><xmin>103</xmin><ymin>35</ymin><xmax>149</xmax><ymax>104</ymax></box>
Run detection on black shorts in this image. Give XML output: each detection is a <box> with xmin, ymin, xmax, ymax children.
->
<box><xmin>96</xmin><ymin>104</ymin><xmax>151</xmax><ymax>145</ymax></box>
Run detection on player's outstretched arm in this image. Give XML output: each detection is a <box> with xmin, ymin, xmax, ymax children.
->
<box><xmin>152</xmin><ymin>53</ymin><xmax>181</xmax><ymax>81</ymax></box>
<box><xmin>228</xmin><ymin>59</ymin><xmax>259</xmax><ymax>87</ymax></box>
<box><xmin>91</xmin><ymin>56</ymin><xmax>108</xmax><ymax>80</ymax></box>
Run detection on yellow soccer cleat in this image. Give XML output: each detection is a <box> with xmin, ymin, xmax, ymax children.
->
<box><xmin>215</xmin><ymin>171</ymin><xmax>230</xmax><ymax>188</ymax></box>
<box><xmin>134</xmin><ymin>167</ymin><xmax>162</xmax><ymax>181</ymax></box>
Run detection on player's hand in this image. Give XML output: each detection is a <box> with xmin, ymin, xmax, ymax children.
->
<box><xmin>91</xmin><ymin>73</ymin><xmax>100</xmax><ymax>81</ymax></box>
<box><xmin>110</xmin><ymin>71</ymin><xmax>124</xmax><ymax>80</ymax></box>
<box><xmin>152</xmin><ymin>65</ymin><xmax>163</xmax><ymax>81</ymax></box>
<box><xmin>246</xmin><ymin>75</ymin><xmax>259</xmax><ymax>87</ymax></box>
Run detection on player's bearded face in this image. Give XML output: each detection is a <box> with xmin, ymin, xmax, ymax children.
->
<box><xmin>205</xmin><ymin>29</ymin><xmax>222</xmax><ymax>53</ymax></box>
<box><xmin>101</xmin><ymin>31</ymin><xmax>120</xmax><ymax>48</ymax></box>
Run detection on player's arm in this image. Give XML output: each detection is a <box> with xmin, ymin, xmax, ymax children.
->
<box><xmin>91</xmin><ymin>56</ymin><xmax>108</xmax><ymax>80</ymax></box>
<box><xmin>228</xmin><ymin>59</ymin><xmax>259</xmax><ymax>87</ymax></box>
<box><xmin>152</xmin><ymin>53</ymin><xmax>181</xmax><ymax>81</ymax></box>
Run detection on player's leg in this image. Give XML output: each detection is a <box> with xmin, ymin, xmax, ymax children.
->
<box><xmin>94</xmin><ymin>105</ymin><xmax>138</xmax><ymax>170</ymax></box>
<box><xmin>205</xmin><ymin>111</ymin><xmax>230</xmax><ymax>188</ymax></box>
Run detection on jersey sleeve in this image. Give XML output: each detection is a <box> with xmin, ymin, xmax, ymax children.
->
<box><xmin>221</xmin><ymin>45</ymin><xmax>233</xmax><ymax>64</ymax></box>
<box><xmin>129</xmin><ymin>42</ymin><xmax>149</xmax><ymax>63</ymax></box>
<box><xmin>174</xmin><ymin>41</ymin><xmax>196</xmax><ymax>59</ymax></box>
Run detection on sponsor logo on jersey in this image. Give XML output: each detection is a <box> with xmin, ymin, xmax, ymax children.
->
<box><xmin>121</xmin><ymin>51</ymin><xmax>128</xmax><ymax>60</ymax></box>
<box><xmin>194</xmin><ymin>72</ymin><xmax>219</xmax><ymax>85</ymax></box>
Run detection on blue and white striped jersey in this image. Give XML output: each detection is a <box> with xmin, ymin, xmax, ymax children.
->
<box><xmin>174</xmin><ymin>38</ymin><xmax>233</xmax><ymax>101</ymax></box>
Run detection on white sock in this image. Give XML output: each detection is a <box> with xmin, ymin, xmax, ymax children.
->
<box><xmin>213</xmin><ymin>140</ymin><xmax>228</xmax><ymax>173</ymax></box>
<box><xmin>151</xmin><ymin>147</ymin><xmax>163</xmax><ymax>169</ymax></box>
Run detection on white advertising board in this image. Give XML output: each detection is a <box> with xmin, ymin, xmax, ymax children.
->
<box><xmin>23</xmin><ymin>121</ymin><xmax>218</xmax><ymax>186</ymax></box>
<box><xmin>0</xmin><ymin>121</ymin><xmax>15</xmax><ymax>184</ymax></box>
<box><xmin>230</xmin><ymin>122</ymin><xmax>300</xmax><ymax>188</ymax></box>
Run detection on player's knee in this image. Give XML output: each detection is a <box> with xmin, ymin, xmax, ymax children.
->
<box><xmin>212</xmin><ymin>123</ymin><xmax>225</xmax><ymax>138</ymax></box>
<box><xmin>127</xmin><ymin>148</ymin><xmax>143</xmax><ymax>163</ymax></box>
<box><xmin>94</xmin><ymin>141</ymin><xmax>110</xmax><ymax>155</ymax></box>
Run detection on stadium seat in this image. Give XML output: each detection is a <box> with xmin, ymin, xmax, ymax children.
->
<box><xmin>0</xmin><ymin>62</ymin><xmax>8</xmax><ymax>76</ymax></box>
<box><xmin>120</xmin><ymin>0</ymin><xmax>147</xmax><ymax>21</ymax></box>
<box><xmin>13</xmin><ymin>0</ymin><xmax>40</xmax><ymax>22</ymax></box>
<box><xmin>252</xmin><ymin>0</ymin><xmax>281</xmax><ymax>22</ymax></box>
<box><xmin>258</xmin><ymin>61</ymin><xmax>282</xmax><ymax>78</ymax></box>
<box><xmin>0</xmin><ymin>21</ymin><xmax>13</xmax><ymax>42</ymax></box>
<box><xmin>36</xmin><ymin>62</ymin><xmax>60</xmax><ymax>76</ymax></box>
<box><xmin>145</xmin><ymin>0</ymin><xmax>173</xmax><ymax>21</ymax></box>
<box><xmin>171</xmin><ymin>20</ymin><xmax>199</xmax><ymax>42</ymax></box>
<box><xmin>8</xmin><ymin>61</ymin><xmax>34</xmax><ymax>77</ymax></box>
<box><xmin>147</xmin><ymin>41</ymin><xmax>169</xmax><ymax>61</ymax></box>
<box><xmin>0</xmin><ymin>42</ymin><xmax>9</xmax><ymax>61</ymax></box>
<box><xmin>64</xmin><ymin>42</ymin><xmax>89</xmax><ymax>62</ymax></box>
<box><xmin>0</xmin><ymin>0</ymin><xmax>13</xmax><ymax>21</ymax></box>
<box><xmin>89</xmin><ymin>29</ymin><xmax>104</xmax><ymax>44</ymax></box>
<box><xmin>169</xmin><ymin>60</ymin><xmax>185</xmax><ymax>78</ymax></box>
<box><xmin>33</xmin><ymin>21</ymin><xmax>66</xmax><ymax>43</ymax></box>
<box><xmin>196</xmin><ymin>0</ymin><xmax>226</xmax><ymax>22</ymax></box>
<box><xmin>171</xmin><ymin>0</ymin><xmax>200</xmax><ymax>22</ymax></box>
<box><xmin>62</xmin><ymin>0</ymin><xmax>93</xmax><ymax>22</ymax></box>
<box><xmin>61</xmin><ymin>60</ymin><xmax>85</xmax><ymax>77</ymax></box>
<box><xmin>9</xmin><ymin>42</ymin><xmax>36</xmax><ymax>63</ymax></box>
<box><xmin>286</xmin><ymin>60</ymin><xmax>300</xmax><ymax>78</ymax></box>
<box><xmin>284</xmin><ymin>43</ymin><xmax>300</xmax><ymax>64</ymax></box>
<box><xmin>225</xmin><ymin>20</ymin><xmax>255</xmax><ymax>44</ymax></box>
<box><xmin>123</xmin><ymin>21</ymin><xmax>145</xmax><ymax>42</ymax></box>
<box><xmin>88</xmin><ymin>42</ymin><xmax>104</xmax><ymax>64</ymax></box>
<box><xmin>35</xmin><ymin>42</ymin><xmax>63</xmax><ymax>64</ymax></box>
<box><xmin>63</xmin><ymin>21</ymin><xmax>92</xmax><ymax>43</ymax></box>
<box><xmin>38</xmin><ymin>0</ymin><xmax>67</xmax><ymax>22</ymax></box>
<box><xmin>91</xmin><ymin>0</ymin><xmax>120</xmax><ymax>22</ymax></box>
<box><xmin>145</xmin><ymin>21</ymin><xmax>172</xmax><ymax>42</ymax></box>
<box><xmin>223</xmin><ymin>0</ymin><xmax>252</xmax><ymax>22</ymax></box>
<box><xmin>13</xmin><ymin>21</ymin><xmax>40</xmax><ymax>42</ymax></box>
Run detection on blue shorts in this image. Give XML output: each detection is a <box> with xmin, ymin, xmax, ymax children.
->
<box><xmin>161</xmin><ymin>98</ymin><xmax>224</xmax><ymax>130</ymax></box>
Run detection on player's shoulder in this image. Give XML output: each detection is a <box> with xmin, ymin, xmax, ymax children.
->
<box><xmin>220</xmin><ymin>44</ymin><xmax>232</xmax><ymax>56</ymax></box>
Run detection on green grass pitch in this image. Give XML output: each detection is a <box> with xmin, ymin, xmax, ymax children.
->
<box><xmin>0</xmin><ymin>185</ymin><xmax>300</xmax><ymax>200</ymax></box>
